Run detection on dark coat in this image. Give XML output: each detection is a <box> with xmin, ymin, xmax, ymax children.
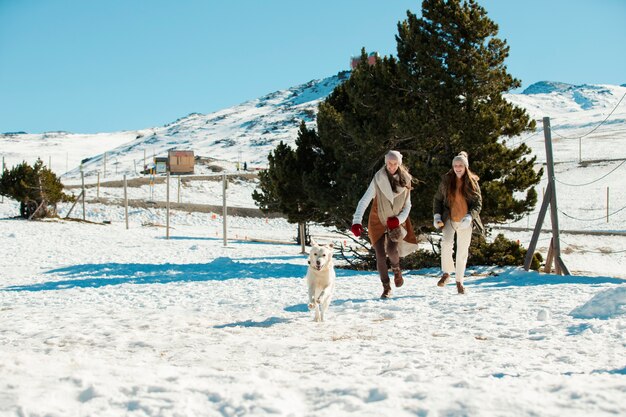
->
<box><xmin>433</xmin><ymin>173</ymin><xmax>485</xmax><ymax>235</ymax></box>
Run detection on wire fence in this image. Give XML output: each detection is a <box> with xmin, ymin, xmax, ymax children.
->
<box><xmin>550</xmin><ymin>91</ymin><xmax>626</xmax><ymax>140</ymax></box>
<box><xmin>554</xmin><ymin>159</ymin><xmax>626</xmax><ymax>187</ymax></box>
<box><xmin>505</xmin><ymin>89</ymin><xmax>626</xmax><ymax>237</ymax></box>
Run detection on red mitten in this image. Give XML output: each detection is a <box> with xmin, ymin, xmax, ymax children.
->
<box><xmin>351</xmin><ymin>224</ymin><xmax>363</xmax><ymax>237</ymax></box>
<box><xmin>386</xmin><ymin>217</ymin><xmax>400</xmax><ymax>229</ymax></box>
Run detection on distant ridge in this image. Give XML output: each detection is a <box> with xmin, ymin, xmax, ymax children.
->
<box><xmin>522</xmin><ymin>81</ymin><xmax>613</xmax><ymax>95</ymax></box>
<box><xmin>1</xmin><ymin>75</ymin><xmax>625</xmax><ymax>180</ymax></box>
<box><xmin>520</xmin><ymin>81</ymin><xmax>618</xmax><ymax>110</ymax></box>
<box><xmin>522</xmin><ymin>81</ymin><xmax>574</xmax><ymax>95</ymax></box>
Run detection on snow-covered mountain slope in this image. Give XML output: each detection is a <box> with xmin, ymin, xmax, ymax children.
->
<box><xmin>0</xmin><ymin>131</ymin><xmax>138</xmax><ymax>177</ymax></box>
<box><xmin>1</xmin><ymin>75</ymin><xmax>624</xmax><ymax>182</ymax></box>
<box><xmin>0</xmin><ymin>72</ymin><xmax>626</xmax><ymax>223</ymax></box>
<box><xmin>0</xmin><ymin>72</ymin><xmax>348</xmax><ymax>180</ymax></box>
<box><xmin>504</xmin><ymin>82</ymin><xmax>626</xmax><ymax>167</ymax></box>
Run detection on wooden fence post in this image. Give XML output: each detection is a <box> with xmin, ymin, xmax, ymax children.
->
<box><xmin>81</xmin><ymin>171</ymin><xmax>86</xmax><ymax>221</ymax></box>
<box><xmin>166</xmin><ymin>172</ymin><xmax>170</xmax><ymax>239</ymax></box>
<box><xmin>524</xmin><ymin>117</ymin><xmax>570</xmax><ymax>275</ymax></box>
<box><xmin>124</xmin><ymin>175</ymin><xmax>129</xmax><ymax>230</ymax></box>
<box><xmin>223</xmin><ymin>173</ymin><xmax>228</xmax><ymax>247</ymax></box>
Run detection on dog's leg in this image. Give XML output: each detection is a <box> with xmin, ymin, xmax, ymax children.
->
<box><xmin>307</xmin><ymin>282</ymin><xmax>317</xmax><ymax>311</ymax></box>
<box><xmin>316</xmin><ymin>288</ymin><xmax>326</xmax><ymax>305</ymax></box>
<box><xmin>315</xmin><ymin>287</ymin><xmax>328</xmax><ymax>322</ymax></box>
<box><xmin>313</xmin><ymin>286</ymin><xmax>323</xmax><ymax>322</ymax></box>
<box><xmin>320</xmin><ymin>287</ymin><xmax>333</xmax><ymax>322</ymax></box>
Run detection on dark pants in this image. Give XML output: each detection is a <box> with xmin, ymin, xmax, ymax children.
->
<box><xmin>373</xmin><ymin>236</ymin><xmax>400</xmax><ymax>283</ymax></box>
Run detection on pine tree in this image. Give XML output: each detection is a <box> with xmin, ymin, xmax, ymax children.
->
<box><xmin>256</xmin><ymin>0</ymin><xmax>542</xmax><ymax>233</ymax></box>
<box><xmin>253</xmin><ymin>122</ymin><xmax>325</xmax><ymax>224</ymax></box>
<box><xmin>302</xmin><ymin>49</ymin><xmax>407</xmax><ymax>228</ymax></box>
<box><xmin>391</xmin><ymin>0</ymin><xmax>541</xmax><ymax>225</ymax></box>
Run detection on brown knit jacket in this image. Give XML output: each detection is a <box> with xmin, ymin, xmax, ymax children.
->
<box><xmin>433</xmin><ymin>173</ymin><xmax>485</xmax><ymax>235</ymax></box>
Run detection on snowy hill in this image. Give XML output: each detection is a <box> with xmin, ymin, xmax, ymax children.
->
<box><xmin>2</xmin><ymin>74</ymin><xmax>625</xmax><ymax>235</ymax></box>
<box><xmin>1</xmin><ymin>74</ymin><xmax>624</xmax><ymax>182</ymax></box>
<box><xmin>510</xmin><ymin>81</ymin><xmax>625</xmax><ymax>130</ymax></box>
<box><xmin>1</xmin><ymin>76</ymin><xmax>625</xmax><ymax>416</ymax></box>
<box><xmin>1</xmin><ymin>72</ymin><xmax>349</xmax><ymax>179</ymax></box>
<box><xmin>2</xmin><ymin>74</ymin><xmax>624</xmax><ymax>237</ymax></box>
<box><xmin>1</xmin><ymin>74</ymin><xmax>625</xmax><ymax>237</ymax></box>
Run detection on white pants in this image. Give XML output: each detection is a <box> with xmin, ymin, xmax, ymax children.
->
<box><xmin>441</xmin><ymin>220</ymin><xmax>473</xmax><ymax>285</ymax></box>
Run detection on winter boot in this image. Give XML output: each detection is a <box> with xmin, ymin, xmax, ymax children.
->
<box><xmin>392</xmin><ymin>266</ymin><xmax>404</xmax><ymax>288</ymax></box>
<box><xmin>456</xmin><ymin>282</ymin><xmax>465</xmax><ymax>294</ymax></box>
<box><xmin>381</xmin><ymin>279</ymin><xmax>392</xmax><ymax>299</ymax></box>
<box><xmin>437</xmin><ymin>273</ymin><xmax>450</xmax><ymax>287</ymax></box>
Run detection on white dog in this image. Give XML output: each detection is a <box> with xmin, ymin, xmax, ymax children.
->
<box><xmin>306</xmin><ymin>242</ymin><xmax>336</xmax><ymax>322</ymax></box>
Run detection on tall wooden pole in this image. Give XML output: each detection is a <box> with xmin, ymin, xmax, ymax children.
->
<box><xmin>81</xmin><ymin>171</ymin><xmax>86</xmax><ymax>221</ymax></box>
<box><xmin>124</xmin><ymin>175</ymin><xmax>129</xmax><ymax>230</ymax></box>
<box><xmin>524</xmin><ymin>117</ymin><xmax>570</xmax><ymax>275</ymax></box>
<box><xmin>166</xmin><ymin>172</ymin><xmax>170</xmax><ymax>239</ymax></box>
<box><xmin>1</xmin><ymin>156</ymin><xmax>4</xmax><ymax>203</ymax></box>
<box><xmin>524</xmin><ymin>185</ymin><xmax>552</xmax><ymax>270</ymax></box>
<box><xmin>299</xmin><ymin>223</ymin><xmax>306</xmax><ymax>254</ymax></box>
<box><xmin>223</xmin><ymin>173</ymin><xmax>228</xmax><ymax>247</ymax></box>
<box><xmin>543</xmin><ymin>117</ymin><xmax>570</xmax><ymax>275</ymax></box>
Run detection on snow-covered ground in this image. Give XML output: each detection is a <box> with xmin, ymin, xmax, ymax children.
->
<box><xmin>1</xmin><ymin>78</ymin><xmax>625</xmax><ymax>416</ymax></box>
<box><xmin>0</xmin><ymin>199</ymin><xmax>624</xmax><ymax>416</ymax></box>
<box><xmin>54</xmin><ymin>166</ymin><xmax>626</xmax><ymax>280</ymax></box>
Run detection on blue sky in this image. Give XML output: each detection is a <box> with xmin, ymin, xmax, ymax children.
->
<box><xmin>1</xmin><ymin>0</ymin><xmax>624</xmax><ymax>134</ymax></box>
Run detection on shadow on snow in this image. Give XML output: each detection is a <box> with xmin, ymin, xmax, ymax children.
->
<box><xmin>3</xmin><ymin>257</ymin><xmax>308</xmax><ymax>292</ymax></box>
<box><xmin>3</xmin><ymin>257</ymin><xmax>365</xmax><ymax>292</ymax></box>
<box><xmin>213</xmin><ymin>317</ymin><xmax>292</xmax><ymax>328</ymax></box>
<box><xmin>6</xmin><ymin>261</ymin><xmax>622</xmax><ymax>293</ymax></box>
<box><xmin>471</xmin><ymin>268</ymin><xmax>624</xmax><ymax>288</ymax></box>
<box><xmin>216</xmin><ymin>295</ymin><xmax>427</xmax><ymax>328</ymax></box>
<box><xmin>284</xmin><ymin>294</ymin><xmax>426</xmax><ymax>313</ymax></box>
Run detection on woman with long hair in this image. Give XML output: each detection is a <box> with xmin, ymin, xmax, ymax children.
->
<box><xmin>433</xmin><ymin>151</ymin><xmax>484</xmax><ymax>294</ymax></box>
<box><xmin>351</xmin><ymin>150</ymin><xmax>419</xmax><ymax>299</ymax></box>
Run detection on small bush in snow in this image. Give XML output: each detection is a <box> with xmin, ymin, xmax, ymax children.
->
<box><xmin>0</xmin><ymin>159</ymin><xmax>75</xmax><ymax>219</ymax></box>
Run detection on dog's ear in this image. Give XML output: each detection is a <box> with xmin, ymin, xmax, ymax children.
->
<box><xmin>327</xmin><ymin>243</ymin><xmax>334</xmax><ymax>249</ymax></box>
<box><xmin>310</xmin><ymin>238</ymin><xmax>318</xmax><ymax>247</ymax></box>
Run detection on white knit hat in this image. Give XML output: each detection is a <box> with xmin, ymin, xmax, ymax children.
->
<box><xmin>385</xmin><ymin>150</ymin><xmax>403</xmax><ymax>164</ymax></box>
<box><xmin>452</xmin><ymin>151</ymin><xmax>469</xmax><ymax>168</ymax></box>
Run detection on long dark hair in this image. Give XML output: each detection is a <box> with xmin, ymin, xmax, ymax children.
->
<box><xmin>445</xmin><ymin>167</ymin><xmax>479</xmax><ymax>202</ymax></box>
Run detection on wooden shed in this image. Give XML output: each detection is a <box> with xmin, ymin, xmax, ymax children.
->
<box><xmin>168</xmin><ymin>150</ymin><xmax>194</xmax><ymax>174</ymax></box>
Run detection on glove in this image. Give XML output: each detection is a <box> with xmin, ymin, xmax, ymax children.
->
<box><xmin>459</xmin><ymin>214</ymin><xmax>472</xmax><ymax>230</ymax></box>
<box><xmin>351</xmin><ymin>223</ymin><xmax>363</xmax><ymax>237</ymax></box>
<box><xmin>433</xmin><ymin>214</ymin><xmax>444</xmax><ymax>229</ymax></box>
<box><xmin>386</xmin><ymin>216</ymin><xmax>400</xmax><ymax>229</ymax></box>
